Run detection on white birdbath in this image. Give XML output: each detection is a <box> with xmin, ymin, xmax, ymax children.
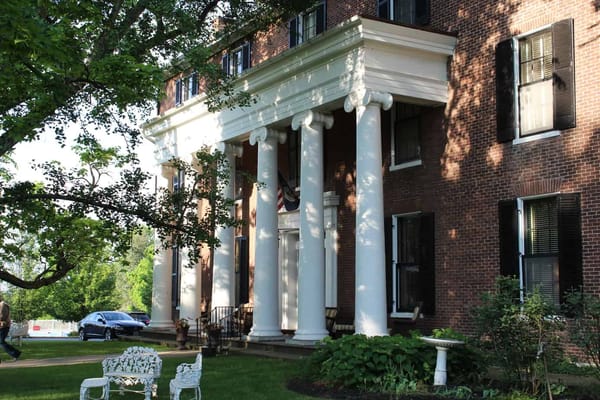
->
<box><xmin>420</xmin><ymin>336</ymin><xmax>464</xmax><ymax>386</ymax></box>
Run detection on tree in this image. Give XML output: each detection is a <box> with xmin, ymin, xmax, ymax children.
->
<box><xmin>0</xmin><ymin>0</ymin><xmax>312</xmax><ymax>288</ymax></box>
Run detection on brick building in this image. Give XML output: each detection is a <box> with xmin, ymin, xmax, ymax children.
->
<box><xmin>143</xmin><ymin>0</ymin><xmax>600</xmax><ymax>341</ymax></box>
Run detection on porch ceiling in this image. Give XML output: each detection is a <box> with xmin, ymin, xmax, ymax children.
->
<box><xmin>144</xmin><ymin>16</ymin><xmax>456</xmax><ymax>162</ymax></box>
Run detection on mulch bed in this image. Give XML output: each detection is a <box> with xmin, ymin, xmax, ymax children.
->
<box><xmin>286</xmin><ymin>378</ymin><xmax>600</xmax><ymax>400</ymax></box>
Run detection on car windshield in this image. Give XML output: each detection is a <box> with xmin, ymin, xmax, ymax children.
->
<box><xmin>103</xmin><ymin>312</ymin><xmax>133</xmax><ymax>321</ymax></box>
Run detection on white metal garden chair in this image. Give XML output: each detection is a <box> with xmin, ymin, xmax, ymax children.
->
<box><xmin>169</xmin><ymin>353</ymin><xmax>202</xmax><ymax>400</ymax></box>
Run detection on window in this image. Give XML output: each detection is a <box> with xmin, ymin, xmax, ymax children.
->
<box><xmin>499</xmin><ymin>194</ymin><xmax>582</xmax><ymax>305</ymax></box>
<box><xmin>377</xmin><ymin>0</ymin><xmax>430</xmax><ymax>25</ymax></box>
<box><xmin>391</xmin><ymin>103</ymin><xmax>421</xmax><ymax>169</ymax></box>
<box><xmin>175</xmin><ymin>72</ymin><xmax>199</xmax><ymax>106</ymax></box>
<box><xmin>496</xmin><ymin>19</ymin><xmax>575</xmax><ymax>142</ymax></box>
<box><xmin>222</xmin><ymin>42</ymin><xmax>251</xmax><ymax>77</ymax></box>
<box><xmin>289</xmin><ymin>1</ymin><xmax>326</xmax><ymax>47</ymax></box>
<box><xmin>391</xmin><ymin>213</ymin><xmax>434</xmax><ymax>316</ymax></box>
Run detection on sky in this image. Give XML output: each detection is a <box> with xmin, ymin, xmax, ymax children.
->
<box><xmin>11</xmin><ymin>124</ymin><xmax>156</xmax><ymax>183</ymax></box>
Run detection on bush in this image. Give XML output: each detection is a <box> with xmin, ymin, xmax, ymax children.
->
<box><xmin>472</xmin><ymin>276</ymin><xmax>565</xmax><ymax>396</ymax></box>
<box><xmin>304</xmin><ymin>332</ymin><xmax>483</xmax><ymax>394</ymax></box>
<box><xmin>563</xmin><ymin>289</ymin><xmax>600</xmax><ymax>380</ymax></box>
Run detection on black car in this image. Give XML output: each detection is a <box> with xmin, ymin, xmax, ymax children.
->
<box><xmin>127</xmin><ymin>311</ymin><xmax>151</xmax><ymax>326</ymax></box>
<box><xmin>78</xmin><ymin>311</ymin><xmax>145</xmax><ymax>341</ymax></box>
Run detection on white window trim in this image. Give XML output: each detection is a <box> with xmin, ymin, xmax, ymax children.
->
<box><xmin>510</xmin><ymin>23</ymin><xmax>561</xmax><ymax>145</ymax></box>
<box><xmin>516</xmin><ymin>192</ymin><xmax>560</xmax><ymax>303</ymax></box>
<box><xmin>390</xmin><ymin>211</ymin><xmax>421</xmax><ymax>319</ymax></box>
<box><xmin>390</xmin><ymin>159</ymin><xmax>422</xmax><ymax>171</ymax></box>
<box><xmin>390</xmin><ymin>104</ymin><xmax>422</xmax><ymax>170</ymax></box>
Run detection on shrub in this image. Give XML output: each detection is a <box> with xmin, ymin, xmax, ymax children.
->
<box><xmin>304</xmin><ymin>332</ymin><xmax>484</xmax><ymax>394</ymax></box>
<box><xmin>472</xmin><ymin>276</ymin><xmax>565</xmax><ymax>396</ymax></box>
<box><xmin>563</xmin><ymin>289</ymin><xmax>600</xmax><ymax>380</ymax></box>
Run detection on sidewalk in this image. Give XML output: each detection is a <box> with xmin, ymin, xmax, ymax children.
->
<box><xmin>0</xmin><ymin>349</ymin><xmax>199</xmax><ymax>369</ymax></box>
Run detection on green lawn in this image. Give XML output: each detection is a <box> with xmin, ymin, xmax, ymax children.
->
<box><xmin>0</xmin><ymin>340</ymin><xmax>318</xmax><ymax>399</ymax></box>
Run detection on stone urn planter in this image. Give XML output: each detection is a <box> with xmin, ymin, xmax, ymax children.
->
<box><xmin>175</xmin><ymin>319</ymin><xmax>190</xmax><ymax>350</ymax></box>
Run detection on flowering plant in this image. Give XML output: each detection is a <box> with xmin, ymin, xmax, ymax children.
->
<box><xmin>175</xmin><ymin>318</ymin><xmax>189</xmax><ymax>330</ymax></box>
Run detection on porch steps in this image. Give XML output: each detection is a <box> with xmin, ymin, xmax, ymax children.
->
<box><xmin>128</xmin><ymin>329</ymin><xmax>318</xmax><ymax>360</ymax></box>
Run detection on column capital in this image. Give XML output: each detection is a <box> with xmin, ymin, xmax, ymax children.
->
<box><xmin>344</xmin><ymin>90</ymin><xmax>393</xmax><ymax>112</ymax></box>
<box><xmin>215</xmin><ymin>142</ymin><xmax>243</xmax><ymax>158</ymax></box>
<box><xmin>291</xmin><ymin>110</ymin><xmax>334</xmax><ymax>131</ymax></box>
<box><xmin>249</xmin><ymin>127</ymin><xmax>287</xmax><ymax>146</ymax></box>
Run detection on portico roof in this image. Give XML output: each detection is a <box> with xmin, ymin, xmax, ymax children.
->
<box><xmin>144</xmin><ymin>16</ymin><xmax>456</xmax><ymax>163</ymax></box>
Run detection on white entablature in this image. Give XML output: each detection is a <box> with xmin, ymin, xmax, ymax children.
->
<box><xmin>143</xmin><ymin>16</ymin><xmax>456</xmax><ymax>162</ymax></box>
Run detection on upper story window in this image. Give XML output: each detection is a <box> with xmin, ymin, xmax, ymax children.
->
<box><xmin>175</xmin><ymin>72</ymin><xmax>199</xmax><ymax>106</ymax></box>
<box><xmin>377</xmin><ymin>0</ymin><xmax>430</xmax><ymax>25</ymax></box>
<box><xmin>391</xmin><ymin>102</ymin><xmax>422</xmax><ymax>170</ymax></box>
<box><xmin>222</xmin><ymin>42</ymin><xmax>251</xmax><ymax>77</ymax></box>
<box><xmin>496</xmin><ymin>19</ymin><xmax>575</xmax><ymax>143</ymax></box>
<box><xmin>289</xmin><ymin>1</ymin><xmax>326</xmax><ymax>48</ymax></box>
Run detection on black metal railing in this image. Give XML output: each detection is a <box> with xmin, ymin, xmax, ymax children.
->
<box><xmin>206</xmin><ymin>305</ymin><xmax>253</xmax><ymax>340</ymax></box>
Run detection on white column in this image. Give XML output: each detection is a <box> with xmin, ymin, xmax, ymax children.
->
<box><xmin>211</xmin><ymin>143</ymin><xmax>243</xmax><ymax>311</ymax></box>
<box><xmin>291</xmin><ymin>110</ymin><xmax>334</xmax><ymax>343</ymax></box>
<box><xmin>247</xmin><ymin>127</ymin><xmax>286</xmax><ymax>341</ymax></box>
<box><xmin>149</xmin><ymin>166</ymin><xmax>175</xmax><ymax>329</ymax></box>
<box><xmin>344</xmin><ymin>90</ymin><xmax>393</xmax><ymax>336</ymax></box>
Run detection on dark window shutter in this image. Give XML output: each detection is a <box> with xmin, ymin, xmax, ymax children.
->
<box><xmin>289</xmin><ymin>17</ymin><xmax>299</xmax><ymax>48</ymax></box>
<box><xmin>316</xmin><ymin>1</ymin><xmax>326</xmax><ymax>34</ymax></box>
<box><xmin>175</xmin><ymin>79</ymin><xmax>183</xmax><ymax>105</ymax></box>
<box><xmin>221</xmin><ymin>54</ymin><xmax>230</xmax><ymax>75</ymax></box>
<box><xmin>419</xmin><ymin>212</ymin><xmax>435</xmax><ymax>315</ymax></box>
<box><xmin>496</xmin><ymin>39</ymin><xmax>516</xmax><ymax>142</ymax></box>
<box><xmin>238</xmin><ymin>236</ymin><xmax>250</xmax><ymax>305</ymax></box>
<box><xmin>378</xmin><ymin>0</ymin><xmax>390</xmax><ymax>19</ymax></box>
<box><xmin>552</xmin><ymin>18</ymin><xmax>576</xmax><ymax>130</ymax></box>
<box><xmin>415</xmin><ymin>0</ymin><xmax>430</xmax><ymax>25</ymax></box>
<box><xmin>557</xmin><ymin>193</ymin><xmax>582</xmax><ymax>301</ymax></box>
<box><xmin>499</xmin><ymin>199</ymin><xmax>519</xmax><ymax>277</ymax></box>
<box><xmin>191</xmin><ymin>72</ymin><xmax>199</xmax><ymax>96</ymax></box>
<box><xmin>242</xmin><ymin>42</ymin><xmax>251</xmax><ymax>70</ymax></box>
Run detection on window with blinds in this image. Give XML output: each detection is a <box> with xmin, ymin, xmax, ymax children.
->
<box><xmin>523</xmin><ymin>197</ymin><xmax>559</xmax><ymax>304</ymax></box>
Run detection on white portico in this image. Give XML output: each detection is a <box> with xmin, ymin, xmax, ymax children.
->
<box><xmin>144</xmin><ymin>16</ymin><xmax>456</xmax><ymax>337</ymax></box>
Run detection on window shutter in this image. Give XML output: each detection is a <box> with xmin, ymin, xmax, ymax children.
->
<box><xmin>552</xmin><ymin>18</ymin><xmax>576</xmax><ymax>130</ymax></box>
<box><xmin>385</xmin><ymin>216</ymin><xmax>393</xmax><ymax>314</ymax></box>
<box><xmin>289</xmin><ymin>17</ymin><xmax>299</xmax><ymax>48</ymax></box>
<box><xmin>238</xmin><ymin>236</ymin><xmax>250</xmax><ymax>304</ymax></box>
<box><xmin>415</xmin><ymin>0</ymin><xmax>431</xmax><ymax>25</ymax></box>
<box><xmin>499</xmin><ymin>199</ymin><xmax>519</xmax><ymax>276</ymax></box>
<box><xmin>557</xmin><ymin>193</ymin><xmax>582</xmax><ymax>301</ymax></box>
<box><xmin>496</xmin><ymin>39</ymin><xmax>516</xmax><ymax>142</ymax></box>
<box><xmin>175</xmin><ymin>79</ymin><xmax>183</xmax><ymax>105</ymax></box>
<box><xmin>419</xmin><ymin>212</ymin><xmax>435</xmax><ymax>315</ymax></box>
<box><xmin>242</xmin><ymin>42</ymin><xmax>251</xmax><ymax>70</ymax></box>
<box><xmin>221</xmin><ymin>54</ymin><xmax>230</xmax><ymax>75</ymax></box>
<box><xmin>191</xmin><ymin>72</ymin><xmax>199</xmax><ymax>96</ymax></box>
<box><xmin>316</xmin><ymin>1</ymin><xmax>326</xmax><ymax>35</ymax></box>
<box><xmin>377</xmin><ymin>0</ymin><xmax>390</xmax><ymax>19</ymax></box>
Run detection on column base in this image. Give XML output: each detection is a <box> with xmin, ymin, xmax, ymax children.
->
<box><xmin>291</xmin><ymin>329</ymin><xmax>329</xmax><ymax>343</ymax></box>
<box><xmin>246</xmin><ymin>329</ymin><xmax>284</xmax><ymax>342</ymax></box>
<box><xmin>147</xmin><ymin>320</ymin><xmax>175</xmax><ymax>329</ymax></box>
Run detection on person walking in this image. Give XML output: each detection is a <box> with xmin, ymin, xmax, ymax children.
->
<box><xmin>0</xmin><ymin>294</ymin><xmax>21</xmax><ymax>362</ymax></box>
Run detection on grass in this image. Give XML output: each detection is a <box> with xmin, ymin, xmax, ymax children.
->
<box><xmin>0</xmin><ymin>340</ymin><xmax>318</xmax><ymax>400</ymax></box>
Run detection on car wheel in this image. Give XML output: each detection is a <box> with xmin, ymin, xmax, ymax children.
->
<box><xmin>104</xmin><ymin>329</ymin><xmax>113</xmax><ymax>341</ymax></box>
<box><xmin>79</xmin><ymin>329</ymin><xmax>88</xmax><ymax>341</ymax></box>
